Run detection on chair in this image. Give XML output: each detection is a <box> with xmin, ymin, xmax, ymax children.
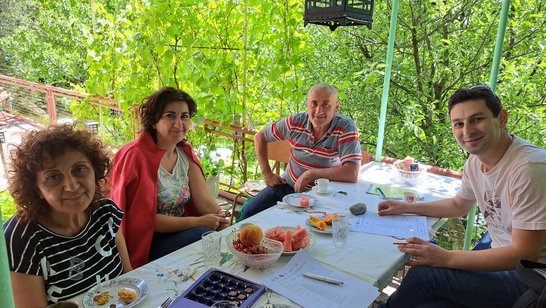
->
<box><xmin>472</xmin><ymin>230</ymin><xmax>492</xmax><ymax>250</ymax></box>
<box><xmin>228</xmin><ymin>140</ymin><xmax>291</xmax><ymax>224</ymax></box>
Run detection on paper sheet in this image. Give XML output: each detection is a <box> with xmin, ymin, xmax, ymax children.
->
<box><xmin>261</xmin><ymin>250</ymin><xmax>379</xmax><ymax>308</ymax></box>
<box><xmin>350</xmin><ymin>212</ymin><xmax>430</xmax><ymax>240</ymax></box>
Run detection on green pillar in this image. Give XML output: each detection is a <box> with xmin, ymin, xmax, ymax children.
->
<box><xmin>488</xmin><ymin>0</ymin><xmax>511</xmax><ymax>91</ymax></box>
<box><xmin>0</xmin><ymin>207</ymin><xmax>15</xmax><ymax>307</ymax></box>
<box><xmin>464</xmin><ymin>0</ymin><xmax>511</xmax><ymax>250</ymax></box>
<box><xmin>375</xmin><ymin>0</ymin><xmax>400</xmax><ymax>161</ymax></box>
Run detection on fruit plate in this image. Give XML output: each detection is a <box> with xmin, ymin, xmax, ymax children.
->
<box><xmin>265</xmin><ymin>226</ymin><xmax>316</xmax><ymax>256</ymax></box>
<box><xmin>305</xmin><ymin>218</ymin><xmax>333</xmax><ymax>234</ymax></box>
<box><xmin>282</xmin><ymin>193</ymin><xmax>318</xmax><ymax>208</ymax></box>
<box><xmin>82</xmin><ymin>277</ymin><xmax>148</xmax><ymax>308</ymax></box>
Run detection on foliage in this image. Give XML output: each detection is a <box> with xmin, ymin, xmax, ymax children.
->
<box><xmin>1</xmin><ymin>0</ymin><xmax>545</xmax><ymax>172</ymax></box>
<box><xmin>0</xmin><ymin>190</ymin><xmax>16</xmax><ymax>223</ymax></box>
<box><xmin>0</xmin><ymin>0</ymin><xmax>91</xmax><ymax>86</ymax></box>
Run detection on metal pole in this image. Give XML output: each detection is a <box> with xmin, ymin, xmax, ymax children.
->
<box><xmin>488</xmin><ymin>0</ymin><xmax>511</xmax><ymax>91</ymax></box>
<box><xmin>464</xmin><ymin>0</ymin><xmax>511</xmax><ymax>250</ymax></box>
<box><xmin>375</xmin><ymin>0</ymin><xmax>400</xmax><ymax>161</ymax></box>
<box><xmin>0</xmin><ymin>207</ymin><xmax>15</xmax><ymax>307</ymax></box>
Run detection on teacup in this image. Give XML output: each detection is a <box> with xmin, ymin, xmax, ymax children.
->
<box><xmin>314</xmin><ymin>178</ymin><xmax>329</xmax><ymax>193</ymax></box>
<box><xmin>403</xmin><ymin>191</ymin><xmax>418</xmax><ymax>203</ymax></box>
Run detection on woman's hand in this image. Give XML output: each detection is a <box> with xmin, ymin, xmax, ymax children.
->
<box><xmin>199</xmin><ymin>214</ymin><xmax>228</xmax><ymax>230</ymax></box>
<box><xmin>396</xmin><ymin>237</ymin><xmax>451</xmax><ymax>267</ymax></box>
<box><xmin>378</xmin><ymin>199</ymin><xmax>408</xmax><ymax>216</ymax></box>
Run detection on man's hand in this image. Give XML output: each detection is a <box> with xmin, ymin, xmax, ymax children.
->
<box><xmin>396</xmin><ymin>237</ymin><xmax>452</xmax><ymax>268</ymax></box>
<box><xmin>378</xmin><ymin>199</ymin><xmax>408</xmax><ymax>216</ymax></box>
<box><xmin>293</xmin><ymin>170</ymin><xmax>314</xmax><ymax>192</ymax></box>
<box><xmin>264</xmin><ymin>172</ymin><xmax>286</xmax><ymax>187</ymax></box>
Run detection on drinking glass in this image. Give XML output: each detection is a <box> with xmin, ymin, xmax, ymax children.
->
<box><xmin>332</xmin><ymin>215</ymin><xmax>349</xmax><ymax>248</ymax></box>
<box><xmin>202</xmin><ymin>231</ymin><xmax>222</xmax><ymax>268</ymax></box>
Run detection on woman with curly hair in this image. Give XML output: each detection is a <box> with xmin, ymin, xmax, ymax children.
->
<box><xmin>3</xmin><ymin>124</ymin><xmax>132</xmax><ymax>306</ymax></box>
<box><xmin>110</xmin><ymin>87</ymin><xmax>228</xmax><ymax>268</ymax></box>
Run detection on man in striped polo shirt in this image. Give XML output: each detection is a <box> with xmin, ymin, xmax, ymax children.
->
<box><xmin>240</xmin><ymin>83</ymin><xmax>362</xmax><ymax>219</ymax></box>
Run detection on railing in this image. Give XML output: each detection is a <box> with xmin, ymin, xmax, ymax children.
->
<box><xmin>0</xmin><ymin>74</ymin><xmax>132</xmax><ymax>147</ymax></box>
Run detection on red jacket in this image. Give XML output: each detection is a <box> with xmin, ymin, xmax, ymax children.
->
<box><xmin>110</xmin><ymin>132</ymin><xmax>203</xmax><ymax>268</ymax></box>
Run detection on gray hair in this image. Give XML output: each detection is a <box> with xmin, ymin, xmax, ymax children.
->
<box><xmin>308</xmin><ymin>83</ymin><xmax>338</xmax><ymax>98</ymax></box>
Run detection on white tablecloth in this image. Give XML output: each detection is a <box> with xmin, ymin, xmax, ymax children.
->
<box><xmin>69</xmin><ymin>162</ymin><xmax>460</xmax><ymax>307</ymax></box>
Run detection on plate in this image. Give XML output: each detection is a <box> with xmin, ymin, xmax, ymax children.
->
<box><xmin>305</xmin><ymin>218</ymin><xmax>333</xmax><ymax>234</ymax></box>
<box><xmin>265</xmin><ymin>226</ymin><xmax>316</xmax><ymax>256</ymax></box>
<box><xmin>244</xmin><ymin>179</ymin><xmax>266</xmax><ymax>194</ymax></box>
<box><xmin>282</xmin><ymin>193</ymin><xmax>318</xmax><ymax>208</ymax></box>
<box><xmin>82</xmin><ymin>277</ymin><xmax>148</xmax><ymax>308</ymax></box>
<box><xmin>311</xmin><ymin>186</ymin><xmax>334</xmax><ymax>194</ymax></box>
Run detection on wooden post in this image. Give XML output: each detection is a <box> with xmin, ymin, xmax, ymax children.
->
<box><xmin>46</xmin><ymin>89</ymin><xmax>57</xmax><ymax>124</ymax></box>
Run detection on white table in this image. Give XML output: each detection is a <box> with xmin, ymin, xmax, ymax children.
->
<box><xmin>70</xmin><ymin>162</ymin><xmax>460</xmax><ymax>307</ymax></box>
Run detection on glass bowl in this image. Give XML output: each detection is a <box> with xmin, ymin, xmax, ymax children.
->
<box><xmin>225</xmin><ymin>232</ymin><xmax>283</xmax><ymax>269</ymax></box>
<box><xmin>393</xmin><ymin>160</ymin><xmax>427</xmax><ymax>186</ymax></box>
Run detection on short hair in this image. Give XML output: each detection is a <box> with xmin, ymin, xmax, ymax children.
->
<box><xmin>7</xmin><ymin>124</ymin><xmax>111</xmax><ymax>222</ymax></box>
<box><xmin>139</xmin><ymin>87</ymin><xmax>197</xmax><ymax>141</ymax></box>
<box><xmin>308</xmin><ymin>83</ymin><xmax>338</xmax><ymax>99</ymax></box>
<box><xmin>448</xmin><ymin>84</ymin><xmax>503</xmax><ymax>117</ymax></box>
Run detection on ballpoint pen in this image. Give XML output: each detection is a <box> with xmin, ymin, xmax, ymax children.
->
<box><xmin>375</xmin><ymin>187</ymin><xmax>387</xmax><ymax>199</ymax></box>
<box><xmin>393</xmin><ymin>240</ymin><xmax>437</xmax><ymax>245</ymax></box>
<box><xmin>303</xmin><ymin>273</ymin><xmax>344</xmax><ymax>285</ymax></box>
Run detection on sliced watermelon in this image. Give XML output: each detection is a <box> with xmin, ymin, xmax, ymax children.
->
<box><xmin>283</xmin><ymin>230</ymin><xmax>293</xmax><ymax>252</ymax></box>
<box><xmin>291</xmin><ymin>226</ymin><xmax>308</xmax><ymax>243</ymax></box>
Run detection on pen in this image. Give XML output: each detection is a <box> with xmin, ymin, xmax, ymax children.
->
<box><xmin>303</xmin><ymin>273</ymin><xmax>344</xmax><ymax>285</ymax></box>
<box><xmin>393</xmin><ymin>240</ymin><xmax>437</xmax><ymax>245</ymax></box>
<box><xmin>375</xmin><ymin>187</ymin><xmax>387</xmax><ymax>199</ymax></box>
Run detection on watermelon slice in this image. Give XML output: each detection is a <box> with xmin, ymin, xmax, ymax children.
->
<box><xmin>283</xmin><ymin>230</ymin><xmax>293</xmax><ymax>252</ymax></box>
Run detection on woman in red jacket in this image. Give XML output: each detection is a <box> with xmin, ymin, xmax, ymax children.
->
<box><xmin>110</xmin><ymin>87</ymin><xmax>229</xmax><ymax>268</ymax></box>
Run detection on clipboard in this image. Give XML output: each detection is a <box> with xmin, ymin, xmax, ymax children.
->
<box><xmin>366</xmin><ymin>184</ymin><xmax>421</xmax><ymax>200</ymax></box>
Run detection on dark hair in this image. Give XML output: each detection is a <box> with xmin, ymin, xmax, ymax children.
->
<box><xmin>139</xmin><ymin>87</ymin><xmax>197</xmax><ymax>141</ymax></box>
<box><xmin>7</xmin><ymin>124</ymin><xmax>111</xmax><ymax>222</ymax></box>
<box><xmin>448</xmin><ymin>84</ymin><xmax>503</xmax><ymax>117</ymax></box>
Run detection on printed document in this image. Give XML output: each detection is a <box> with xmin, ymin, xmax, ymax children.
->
<box><xmin>351</xmin><ymin>212</ymin><xmax>430</xmax><ymax>240</ymax></box>
<box><xmin>262</xmin><ymin>250</ymin><xmax>379</xmax><ymax>307</ymax></box>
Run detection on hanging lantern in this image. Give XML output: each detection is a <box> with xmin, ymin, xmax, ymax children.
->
<box><xmin>0</xmin><ymin>131</ymin><xmax>5</xmax><ymax>144</ymax></box>
<box><xmin>304</xmin><ymin>0</ymin><xmax>374</xmax><ymax>31</ymax></box>
<box><xmin>85</xmin><ymin>121</ymin><xmax>99</xmax><ymax>135</ymax></box>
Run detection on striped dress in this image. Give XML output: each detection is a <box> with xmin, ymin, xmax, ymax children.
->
<box><xmin>3</xmin><ymin>198</ymin><xmax>125</xmax><ymax>303</ymax></box>
<box><xmin>263</xmin><ymin>112</ymin><xmax>362</xmax><ymax>187</ymax></box>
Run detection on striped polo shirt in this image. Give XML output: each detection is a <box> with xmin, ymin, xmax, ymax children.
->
<box><xmin>3</xmin><ymin>198</ymin><xmax>125</xmax><ymax>303</ymax></box>
<box><xmin>263</xmin><ymin>112</ymin><xmax>362</xmax><ymax>187</ymax></box>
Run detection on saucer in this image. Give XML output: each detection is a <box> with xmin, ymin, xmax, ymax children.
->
<box><xmin>312</xmin><ymin>186</ymin><xmax>333</xmax><ymax>194</ymax></box>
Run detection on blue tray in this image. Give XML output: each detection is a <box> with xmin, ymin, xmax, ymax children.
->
<box><xmin>170</xmin><ymin>269</ymin><xmax>265</xmax><ymax>307</ymax></box>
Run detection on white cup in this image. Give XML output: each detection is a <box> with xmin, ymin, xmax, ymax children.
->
<box><xmin>332</xmin><ymin>215</ymin><xmax>349</xmax><ymax>248</ymax></box>
<box><xmin>202</xmin><ymin>231</ymin><xmax>222</xmax><ymax>268</ymax></box>
<box><xmin>314</xmin><ymin>178</ymin><xmax>330</xmax><ymax>193</ymax></box>
<box><xmin>403</xmin><ymin>191</ymin><xmax>418</xmax><ymax>203</ymax></box>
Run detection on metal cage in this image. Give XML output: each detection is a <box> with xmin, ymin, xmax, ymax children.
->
<box><xmin>304</xmin><ymin>0</ymin><xmax>374</xmax><ymax>31</ymax></box>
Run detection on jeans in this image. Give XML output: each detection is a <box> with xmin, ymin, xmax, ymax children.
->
<box><xmin>149</xmin><ymin>227</ymin><xmax>213</xmax><ymax>261</ymax></box>
<box><xmin>239</xmin><ymin>184</ymin><xmax>295</xmax><ymax>219</ymax></box>
<box><xmin>382</xmin><ymin>265</ymin><xmax>528</xmax><ymax>308</ymax></box>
